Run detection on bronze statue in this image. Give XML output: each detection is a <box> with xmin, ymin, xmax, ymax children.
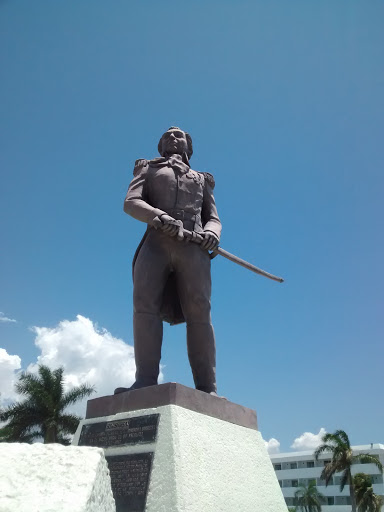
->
<box><xmin>116</xmin><ymin>127</ymin><xmax>283</xmax><ymax>397</ymax></box>
<box><xmin>117</xmin><ymin>127</ymin><xmax>222</xmax><ymax>396</ymax></box>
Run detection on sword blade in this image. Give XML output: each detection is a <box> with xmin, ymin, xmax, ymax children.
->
<box><xmin>215</xmin><ymin>247</ymin><xmax>284</xmax><ymax>283</ymax></box>
<box><xmin>154</xmin><ymin>221</ymin><xmax>285</xmax><ymax>283</ymax></box>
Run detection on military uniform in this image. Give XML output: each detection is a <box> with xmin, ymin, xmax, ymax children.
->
<box><xmin>124</xmin><ymin>153</ymin><xmax>222</xmax><ymax>393</ymax></box>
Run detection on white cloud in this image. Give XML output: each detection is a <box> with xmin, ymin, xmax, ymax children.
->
<box><xmin>0</xmin><ymin>348</ymin><xmax>22</xmax><ymax>403</ymax></box>
<box><xmin>27</xmin><ymin>315</ymin><xmax>150</xmax><ymax>414</ymax></box>
<box><xmin>265</xmin><ymin>438</ymin><xmax>280</xmax><ymax>454</ymax></box>
<box><xmin>0</xmin><ymin>312</ymin><xmax>17</xmax><ymax>323</ymax></box>
<box><xmin>291</xmin><ymin>427</ymin><xmax>327</xmax><ymax>451</ymax></box>
<box><xmin>1</xmin><ymin>315</ymin><xmax>165</xmax><ymax>416</ymax></box>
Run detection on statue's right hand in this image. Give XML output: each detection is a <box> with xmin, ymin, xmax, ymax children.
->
<box><xmin>158</xmin><ymin>214</ymin><xmax>180</xmax><ymax>237</ymax></box>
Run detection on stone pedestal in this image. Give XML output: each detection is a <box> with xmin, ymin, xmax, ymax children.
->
<box><xmin>72</xmin><ymin>383</ymin><xmax>287</xmax><ymax>512</ymax></box>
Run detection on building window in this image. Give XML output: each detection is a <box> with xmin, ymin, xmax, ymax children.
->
<box><xmin>307</xmin><ymin>461</ymin><xmax>314</xmax><ymax>468</ymax></box>
<box><xmin>278</xmin><ymin>480</ymin><xmax>282</xmax><ymax>487</ymax></box>
<box><xmin>274</xmin><ymin>464</ymin><xmax>281</xmax><ymax>471</ymax></box>
<box><xmin>292</xmin><ymin>480</ymin><xmax>299</xmax><ymax>487</ymax></box>
<box><xmin>336</xmin><ymin>496</ymin><xmax>351</xmax><ymax>505</ymax></box>
<box><xmin>290</xmin><ymin>463</ymin><xmax>298</xmax><ymax>469</ymax></box>
<box><xmin>327</xmin><ymin>497</ymin><xmax>335</xmax><ymax>505</ymax></box>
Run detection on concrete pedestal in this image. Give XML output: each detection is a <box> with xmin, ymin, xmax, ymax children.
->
<box><xmin>73</xmin><ymin>383</ymin><xmax>287</xmax><ymax>512</ymax></box>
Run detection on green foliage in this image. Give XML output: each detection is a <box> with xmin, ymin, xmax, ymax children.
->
<box><xmin>354</xmin><ymin>473</ymin><xmax>384</xmax><ymax>512</ymax></box>
<box><xmin>288</xmin><ymin>507</ymin><xmax>297</xmax><ymax>512</ymax></box>
<box><xmin>0</xmin><ymin>365</ymin><xmax>95</xmax><ymax>444</ymax></box>
<box><xmin>314</xmin><ymin>430</ymin><xmax>383</xmax><ymax>512</ymax></box>
<box><xmin>294</xmin><ymin>480</ymin><xmax>324</xmax><ymax>512</ymax></box>
<box><xmin>0</xmin><ymin>425</ymin><xmax>13</xmax><ymax>442</ymax></box>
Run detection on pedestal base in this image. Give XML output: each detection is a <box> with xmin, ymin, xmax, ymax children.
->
<box><xmin>73</xmin><ymin>383</ymin><xmax>287</xmax><ymax>512</ymax></box>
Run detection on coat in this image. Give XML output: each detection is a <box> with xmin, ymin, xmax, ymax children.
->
<box><xmin>124</xmin><ymin>154</ymin><xmax>222</xmax><ymax>325</ymax></box>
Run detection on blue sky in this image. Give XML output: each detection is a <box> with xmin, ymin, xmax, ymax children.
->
<box><xmin>1</xmin><ymin>0</ymin><xmax>383</xmax><ymax>452</ymax></box>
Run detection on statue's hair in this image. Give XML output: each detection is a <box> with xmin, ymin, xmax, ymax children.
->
<box><xmin>158</xmin><ymin>127</ymin><xmax>193</xmax><ymax>158</ymax></box>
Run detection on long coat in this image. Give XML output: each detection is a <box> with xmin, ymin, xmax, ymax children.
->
<box><xmin>124</xmin><ymin>154</ymin><xmax>222</xmax><ymax>325</ymax></box>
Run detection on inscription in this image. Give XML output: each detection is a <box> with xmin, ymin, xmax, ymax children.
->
<box><xmin>78</xmin><ymin>414</ymin><xmax>159</xmax><ymax>448</ymax></box>
<box><xmin>106</xmin><ymin>453</ymin><xmax>153</xmax><ymax>512</ymax></box>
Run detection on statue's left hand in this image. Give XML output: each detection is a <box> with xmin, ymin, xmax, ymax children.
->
<box><xmin>201</xmin><ymin>231</ymin><xmax>219</xmax><ymax>251</ymax></box>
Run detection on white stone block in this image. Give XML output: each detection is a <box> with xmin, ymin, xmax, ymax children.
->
<box><xmin>0</xmin><ymin>443</ymin><xmax>116</xmax><ymax>512</ymax></box>
<box><xmin>74</xmin><ymin>386</ymin><xmax>287</xmax><ymax>512</ymax></box>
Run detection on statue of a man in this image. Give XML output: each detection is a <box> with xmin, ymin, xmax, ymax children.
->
<box><xmin>117</xmin><ymin>127</ymin><xmax>222</xmax><ymax>396</ymax></box>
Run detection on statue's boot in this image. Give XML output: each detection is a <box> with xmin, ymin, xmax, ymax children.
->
<box><xmin>186</xmin><ymin>322</ymin><xmax>217</xmax><ymax>394</ymax></box>
<box><xmin>114</xmin><ymin>312</ymin><xmax>162</xmax><ymax>395</ymax></box>
<box><xmin>114</xmin><ymin>381</ymin><xmax>156</xmax><ymax>395</ymax></box>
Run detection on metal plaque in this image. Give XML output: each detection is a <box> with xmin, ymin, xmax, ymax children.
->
<box><xmin>106</xmin><ymin>452</ymin><xmax>154</xmax><ymax>512</ymax></box>
<box><xmin>78</xmin><ymin>414</ymin><xmax>159</xmax><ymax>448</ymax></box>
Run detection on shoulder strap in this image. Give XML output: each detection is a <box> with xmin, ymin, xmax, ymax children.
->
<box><xmin>202</xmin><ymin>172</ymin><xmax>215</xmax><ymax>189</ymax></box>
<box><xmin>133</xmin><ymin>159</ymin><xmax>148</xmax><ymax>176</ymax></box>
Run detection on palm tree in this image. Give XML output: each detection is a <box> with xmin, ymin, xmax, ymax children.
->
<box><xmin>354</xmin><ymin>473</ymin><xmax>384</xmax><ymax>512</ymax></box>
<box><xmin>0</xmin><ymin>365</ymin><xmax>94</xmax><ymax>444</ymax></box>
<box><xmin>294</xmin><ymin>480</ymin><xmax>324</xmax><ymax>512</ymax></box>
<box><xmin>314</xmin><ymin>430</ymin><xmax>383</xmax><ymax>512</ymax></box>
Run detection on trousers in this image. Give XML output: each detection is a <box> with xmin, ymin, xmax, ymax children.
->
<box><xmin>133</xmin><ymin>228</ymin><xmax>217</xmax><ymax>393</ymax></box>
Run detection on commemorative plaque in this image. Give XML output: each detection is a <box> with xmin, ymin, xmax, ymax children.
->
<box><xmin>78</xmin><ymin>414</ymin><xmax>159</xmax><ymax>448</ymax></box>
<box><xmin>106</xmin><ymin>453</ymin><xmax>154</xmax><ymax>512</ymax></box>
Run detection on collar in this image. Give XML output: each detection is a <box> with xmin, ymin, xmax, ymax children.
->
<box><xmin>149</xmin><ymin>153</ymin><xmax>191</xmax><ymax>173</ymax></box>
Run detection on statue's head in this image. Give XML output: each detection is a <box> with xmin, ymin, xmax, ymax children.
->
<box><xmin>158</xmin><ymin>127</ymin><xmax>193</xmax><ymax>159</ymax></box>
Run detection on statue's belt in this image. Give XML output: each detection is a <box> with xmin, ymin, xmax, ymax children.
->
<box><xmin>165</xmin><ymin>209</ymin><xmax>201</xmax><ymax>226</ymax></box>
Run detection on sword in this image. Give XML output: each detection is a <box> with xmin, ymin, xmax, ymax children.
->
<box><xmin>153</xmin><ymin>217</ymin><xmax>284</xmax><ymax>283</ymax></box>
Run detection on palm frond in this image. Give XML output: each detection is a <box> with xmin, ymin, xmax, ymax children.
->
<box><xmin>15</xmin><ymin>371</ymin><xmax>42</xmax><ymax>395</ymax></box>
<box><xmin>0</xmin><ymin>401</ymin><xmax>44</xmax><ymax>427</ymax></box>
<box><xmin>353</xmin><ymin>453</ymin><xmax>383</xmax><ymax>473</ymax></box>
<box><xmin>333</xmin><ymin>430</ymin><xmax>350</xmax><ymax>448</ymax></box>
<box><xmin>0</xmin><ymin>412</ymin><xmax>44</xmax><ymax>441</ymax></box>
<box><xmin>314</xmin><ymin>443</ymin><xmax>334</xmax><ymax>460</ymax></box>
<box><xmin>0</xmin><ymin>425</ymin><xmax>43</xmax><ymax>443</ymax></box>
<box><xmin>38</xmin><ymin>365</ymin><xmax>56</xmax><ymax>388</ymax></box>
<box><xmin>321</xmin><ymin>460</ymin><xmax>339</xmax><ymax>485</ymax></box>
<box><xmin>52</xmin><ymin>367</ymin><xmax>65</xmax><ymax>405</ymax></box>
<box><xmin>58</xmin><ymin>413</ymin><xmax>82</xmax><ymax>435</ymax></box>
<box><xmin>61</xmin><ymin>383</ymin><xmax>95</xmax><ymax>408</ymax></box>
<box><xmin>56</xmin><ymin>433</ymin><xmax>72</xmax><ymax>446</ymax></box>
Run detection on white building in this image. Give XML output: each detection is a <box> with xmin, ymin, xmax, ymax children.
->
<box><xmin>270</xmin><ymin>444</ymin><xmax>384</xmax><ymax>511</ymax></box>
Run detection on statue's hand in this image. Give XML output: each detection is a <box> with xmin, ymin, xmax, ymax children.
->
<box><xmin>159</xmin><ymin>214</ymin><xmax>181</xmax><ymax>237</ymax></box>
<box><xmin>201</xmin><ymin>231</ymin><xmax>219</xmax><ymax>251</ymax></box>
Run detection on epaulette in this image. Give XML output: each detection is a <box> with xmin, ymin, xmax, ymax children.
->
<box><xmin>148</xmin><ymin>157</ymin><xmax>165</xmax><ymax>165</ymax></box>
<box><xmin>202</xmin><ymin>172</ymin><xmax>215</xmax><ymax>189</ymax></box>
<box><xmin>133</xmin><ymin>159</ymin><xmax>148</xmax><ymax>176</ymax></box>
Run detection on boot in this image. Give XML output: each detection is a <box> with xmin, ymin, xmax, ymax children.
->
<box><xmin>186</xmin><ymin>322</ymin><xmax>217</xmax><ymax>393</ymax></box>
<box><xmin>114</xmin><ymin>312</ymin><xmax>163</xmax><ymax>394</ymax></box>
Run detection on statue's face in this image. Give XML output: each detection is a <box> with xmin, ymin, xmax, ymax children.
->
<box><xmin>161</xmin><ymin>129</ymin><xmax>188</xmax><ymax>156</ymax></box>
